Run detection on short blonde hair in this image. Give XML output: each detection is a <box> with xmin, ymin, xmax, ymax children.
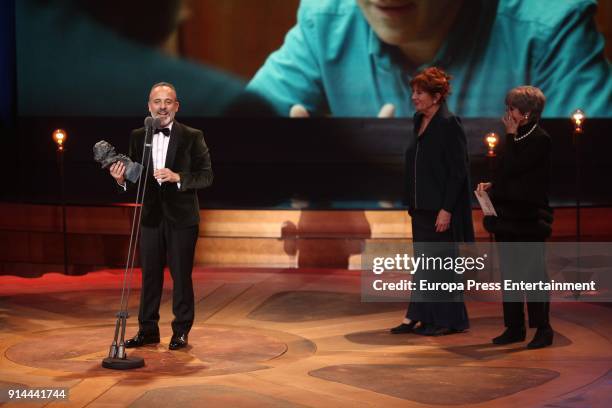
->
<box><xmin>505</xmin><ymin>86</ymin><xmax>546</xmax><ymax>121</ymax></box>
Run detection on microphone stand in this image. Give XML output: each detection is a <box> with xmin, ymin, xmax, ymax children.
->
<box><xmin>103</xmin><ymin>117</ymin><xmax>157</xmax><ymax>369</ymax></box>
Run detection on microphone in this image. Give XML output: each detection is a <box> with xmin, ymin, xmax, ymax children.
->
<box><xmin>143</xmin><ymin>116</ymin><xmax>162</xmax><ymax>147</ymax></box>
<box><xmin>144</xmin><ymin>116</ymin><xmax>162</xmax><ymax>129</ymax></box>
<box><xmin>144</xmin><ymin>116</ymin><xmax>154</xmax><ymax>130</ymax></box>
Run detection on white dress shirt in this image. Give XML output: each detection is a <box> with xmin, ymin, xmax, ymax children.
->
<box><xmin>117</xmin><ymin>121</ymin><xmax>178</xmax><ymax>190</ymax></box>
<box><xmin>152</xmin><ymin>121</ymin><xmax>173</xmax><ymax>185</ymax></box>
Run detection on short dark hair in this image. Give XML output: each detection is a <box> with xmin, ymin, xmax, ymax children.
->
<box><xmin>505</xmin><ymin>86</ymin><xmax>546</xmax><ymax>120</ymax></box>
<box><xmin>149</xmin><ymin>82</ymin><xmax>178</xmax><ymax>99</ymax></box>
<box><xmin>409</xmin><ymin>67</ymin><xmax>452</xmax><ymax>101</ymax></box>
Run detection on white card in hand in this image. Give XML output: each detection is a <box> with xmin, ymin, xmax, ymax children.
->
<box><xmin>474</xmin><ymin>190</ymin><xmax>498</xmax><ymax>216</ymax></box>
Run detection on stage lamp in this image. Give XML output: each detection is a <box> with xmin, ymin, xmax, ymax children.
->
<box><xmin>52</xmin><ymin>129</ymin><xmax>68</xmax><ymax>151</ymax></box>
<box><xmin>484</xmin><ymin>132</ymin><xmax>499</xmax><ymax>157</ymax></box>
<box><xmin>52</xmin><ymin>128</ymin><xmax>69</xmax><ymax>274</ymax></box>
<box><xmin>571</xmin><ymin>109</ymin><xmax>585</xmax><ymax>133</ymax></box>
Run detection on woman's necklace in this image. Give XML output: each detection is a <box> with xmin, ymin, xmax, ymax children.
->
<box><xmin>514</xmin><ymin>122</ymin><xmax>538</xmax><ymax>142</ymax></box>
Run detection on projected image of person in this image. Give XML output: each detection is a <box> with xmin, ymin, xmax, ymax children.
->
<box><xmin>390</xmin><ymin>67</ymin><xmax>474</xmax><ymax>336</ymax></box>
<box><xmin>248</xmin><ymin>0</ymin><xmax>611</xmax><ymax>118</ymax></box>
<box><xmin>477</xmin><ymin>86</ymin><xmax>554</xmax><ymax>349</ymax></box>
<box><xmin>17</xmin><ymin>0</ymin><xmax>273</xmax><ymax>117</ymax></box>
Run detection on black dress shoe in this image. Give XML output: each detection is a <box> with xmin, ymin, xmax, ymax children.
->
<box><xmin>169</xmin><ymin>333</ymin><xmax>188</xmax><ymax>350</ymax></box>
<box><xmin>492</xmin><ymin>327</ymin><xmax>526</xmax><ymax>345</ymax></box>
<box><xmin>390</xmin><ymin>321</ymin><xmax>417</xmax><ymax>334</ymax></box>
<box><xmin>527</xmin><ymin>326</ymin><xmax>553</xmax><ymax>349</ymax></box>
<box><xmin>125</xmin><ymin>331</ymin><xmax>160</xmax><ymax>348</ymax></box>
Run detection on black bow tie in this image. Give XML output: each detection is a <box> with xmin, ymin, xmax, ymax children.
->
<box><xmin>155</xmin><ymin>128</ymin><xmax>170</xmax><ymax>136</ymax></box>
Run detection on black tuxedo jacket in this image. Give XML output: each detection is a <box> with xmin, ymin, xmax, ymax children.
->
<box><xmin>127</xmin><ymin>121</ymin><xmax>213</xmax><ymax>228</ymax></box>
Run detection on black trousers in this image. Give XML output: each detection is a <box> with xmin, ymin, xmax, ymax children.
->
<box><xmin>405</xmin><ymin>210</ymin><xmax>469</xmax><ymax>330</ymax></box>
<box><xmin>138</xmin><ymin>219</ymin><xmax>199</xmax><ymax>335</ymax></box>
<box><xmin>496</xmin><ymin>234</ymin><xmax>550</xmax><ymax>328</ymax></box>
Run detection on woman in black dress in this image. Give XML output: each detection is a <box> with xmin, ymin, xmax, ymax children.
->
<box><xmin>477</xmin><ymin>85</ymin><xmax>554</xmax><ymax>349</ymax></box>
<box><xmin>391</xmin><ymin>67</ymin><xmax>474</xmax><ymax>336</ymax></box>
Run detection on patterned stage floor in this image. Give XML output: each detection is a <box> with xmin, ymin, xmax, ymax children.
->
<box><xmin>0</xmin><ymin>268</ymin><xmax>611</xmax><ymax>407</ymax></box>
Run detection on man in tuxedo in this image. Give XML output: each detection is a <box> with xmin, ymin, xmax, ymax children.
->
<box><xmin>109</xmin><ymin>82</ymin><xmax>212</xmax><ymax>350</ymax></box>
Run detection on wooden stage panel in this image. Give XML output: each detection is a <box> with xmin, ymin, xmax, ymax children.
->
<box><xmin>0</xmin><ymin>268</ymin><xmax>610</xmax><ymax>407</ymax></box>
<box><xmin>309</xmin><ymin>364</ymin><xmax>560</xmax><ymax>405</ymax></box>
<box><xmin>0</xmin><ymin>204</ymin><xmax>610</xmax><ymax>274</ymax></box>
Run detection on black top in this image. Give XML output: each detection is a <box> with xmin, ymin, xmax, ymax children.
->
<box><xmin>491</xmin><ymin>122</ymin><xmax>551</xmax><ymax>209</ymax></box>
<box><xmin>404</xmin><ymin>103</ymin><xmax>475</xmax><ymax>242</ymax></box>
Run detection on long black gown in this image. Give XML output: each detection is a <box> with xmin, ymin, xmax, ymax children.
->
<box><xmin>403</xmin><ymin>103</ymin><xmax>474</xmax><ymax>331</ymax></box>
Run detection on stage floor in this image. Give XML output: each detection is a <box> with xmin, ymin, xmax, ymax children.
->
<box><xmin>0</xmin><ymin>268</ymin><xmax>611</xmax><ymax>407</ymax></box>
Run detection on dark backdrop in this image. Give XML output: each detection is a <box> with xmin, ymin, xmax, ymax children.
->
<box><xmin>8</xmin><ymin>118</ymin><xmax>611</xmax><ymax>209</ymax></box>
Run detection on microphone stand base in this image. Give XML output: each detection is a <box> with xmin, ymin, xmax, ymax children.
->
<box><xmin>102</xmin><ymin>356</ymin><xmax>145</xmax><ymax>370</ymax></box>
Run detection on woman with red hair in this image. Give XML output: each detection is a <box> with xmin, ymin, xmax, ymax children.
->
<box><xmin>391</xmin><ymin>67</ymin><xmax>474</xmax><ymax>336</ymax></box>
